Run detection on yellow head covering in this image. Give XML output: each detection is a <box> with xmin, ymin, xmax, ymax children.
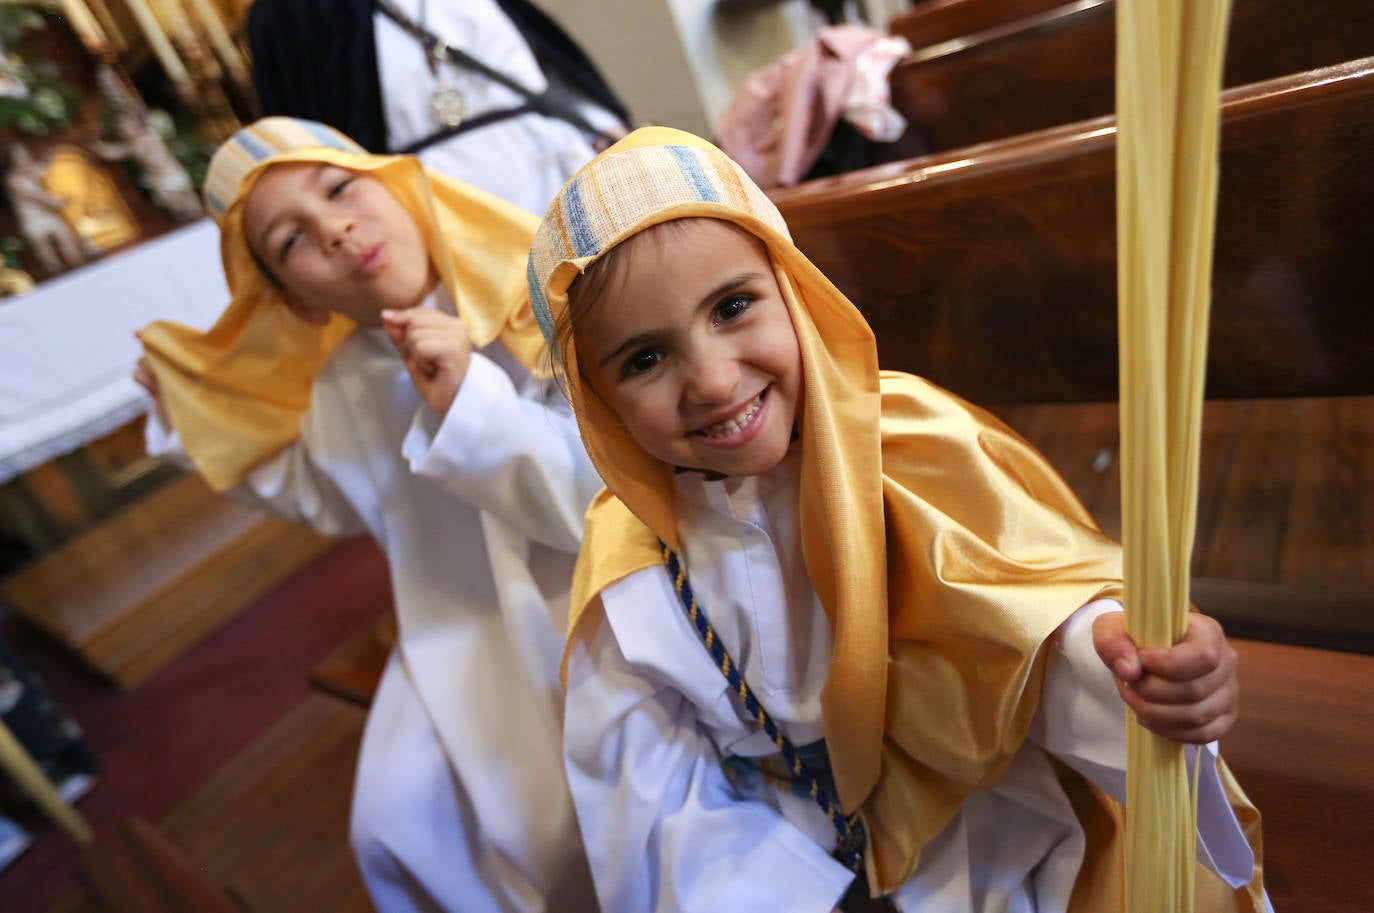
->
<box><xmin>140</xmin><ymin>116</ymin><xmax>546</xmax><ymax>491</ymax></box>
<box><xmin>529</xmin><ymin>127</ymin><xmax>1131</xmax><ymax>889</ymax></box>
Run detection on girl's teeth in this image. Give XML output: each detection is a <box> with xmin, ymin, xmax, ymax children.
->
<box><xmin>702</xmin><ymin>393</ymin><xmax>762</xmax><ymax>439</ymax></box>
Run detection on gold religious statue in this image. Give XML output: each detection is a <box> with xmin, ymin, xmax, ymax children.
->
<box><xmin>41</xmin><ymin>145</ymin><xmax>141</xmax><ymax>253</ymax></box>
<box><xmin>4</xmin><ymin>143</ymin><xmax>98</xmax><ymax>276</ymax></box>
<box><xmin>92</xmin><ymin>65</ymin><xmax>203</xmax><ymax>221</ymax></box>
<box><xmin>144</xmin><ymin>0</ymin><xmax>238</xmax><ymax>140</ymax></box>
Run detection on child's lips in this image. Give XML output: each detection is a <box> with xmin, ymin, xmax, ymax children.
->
<box><xmin>691</xmin><ymin>388</ymin><xmax>768</xmax><ymax>441</ymax></box>
<box><xmin>355</xmin><ymin>243</ymin><xmax>386</xmax><ymax>277</ymax></box>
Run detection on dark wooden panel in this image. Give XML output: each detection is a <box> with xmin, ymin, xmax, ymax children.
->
<box><xmin>47</xmin><ymin>696</ymin><xmax>374</xmax><ymax>913</ymax></box>
<box><xmin>1195</xmin><ymin>578</ymin><xmax>1374</xmax><ymax>654</ymax></box>
<box><xmin>1201</xmin><ymin>401</ymin><xmax>1305</xmax><ymax>583</ymax></box>
<box><xmin>1221</xmin><ymin>638</ymin><xmax>1374</xmax><ymax>913</ymax></box>
<box><xmin>884</xmin><ymin>0</ymin><xmax>1374</xmax><ymax>155</ymax></box>
<box><xmin>76</xmin><ymin>818</ymin><xmax>241</xmax><ymax>913</ymax></box>
<box><xmin>309</xmin><ymin>615</ymin><xmax>396</xmax><ymax>707</ymax></box>
<box><xmin>992</xmin><ymin>397</ymin><xmax>1374</xmax><ymax>653</ymax></box>
<box><xmin>776</xmin><ymin>59</ymin><xmax>1374</xmax><ymax>404</ymax></box>
<box><xmin>888</xmin><ymin>0</ymin><xmax>1069</xmax><ymax>50</ymax></box>
<box><xmin>155</xmin><ymin>694</ymin><xmax>374</xmax><ymax>913</ymax></box>
<box><xmin>989</xmin><ymin>400</ymin><xmax>1119</xmax><ymax>521</ymax></box>
<box><xmin>1278</xmin><ymin>397</ymin><xmax>1374</xmax><ymax>588</ymax></box>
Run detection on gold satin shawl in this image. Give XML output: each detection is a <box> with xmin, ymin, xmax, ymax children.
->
<box><xmin>529</xmin><ymin>127</ymin><xmax>1262</xmax><ymax>904</ymax></box>
<box><xmin>140</xmin><ymin>122</ymin><xmax>546</xmax><ymax>492</ymax></box>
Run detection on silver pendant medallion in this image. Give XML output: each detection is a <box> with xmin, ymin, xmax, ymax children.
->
<box><xmin>430</xmin><ymin>83</ymin><xmax>466</xmax><ymax>128</ymax></box>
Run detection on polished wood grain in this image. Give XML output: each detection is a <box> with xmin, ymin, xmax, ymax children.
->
<box><xmin>0</xmin><ymin>474</ymin><xmax>332</xmax><ymax>687</ymax></box>
<box><xmin>2</xmin><ymin>535</ymin><xmax>390</xmax><ymax>913</ymax></box>
<box><xmin>882</xmin><ymin>0</ymin><xmax>1374</xmax><ymax>155</ymax></box>
<box><xmin>776</xmin><ymin>59</ymin><xmax>1374</xmax><ymax>405</ymax></box>
<box><xmin>991</xmin><ymin>397</ymin><xmax>1374</xmax><ymax>653</ymax></box>
<box><xmin>1221</xmin><ymin>638</ymin><xmax>1374</xmax><ymax>913</ymax></box>
<box><xmin>156</xmin><ymin>694</ymin><xmax>373</xmax><ymax>913</ymax></box>
<box><xmin>75</xmin><ymin>818</ymin><xmax>241</xmax><ymax>913</ymax></box>
<box><xmin>309</xmin><ymin>615</ymin><xmax>396</xmax><ymax>707</ymax></box>
<box><xmin>888</xmin><ymin>0</ymin><xmax>1070</xmax><ymax>50</ymax></box>
<box><xmin>47</xmin><ymin>694</ymin><xmax>375</xmax><ymax>913</ymax></box>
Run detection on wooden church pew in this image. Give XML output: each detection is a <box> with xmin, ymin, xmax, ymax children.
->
<box><xmin>888</xmin><ymin>0</ymin><xmax>1069</xmax><ymax>50</ymax></box>
<box><xmin>882</xmin><ymin>0</ymin><xmax>1374</xmax><ymax>155</ymax></box>
<box><xmin>986</xmin><ymin>397</ymin><xmax>1374</xmax><ymax>653</ymax></box>
<box><xmin>772</xmin><ymin>58</ymin><xmax>1374</xmax><ymax>649</ymax></box>
<box><xmin>1220</xmin><ymin>638</ymin><xmax>1374</xmax><ymax>913</ymax></box>
<box><xmin>776</xmin><ymin>57</ymin><xmax>1374</xmax><ymax>406</ymax></box>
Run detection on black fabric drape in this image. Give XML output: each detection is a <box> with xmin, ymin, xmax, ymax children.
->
<box><xmin>247</xmin><ymin>0</ymin><xmax>389</xmax><ymax>152</ymax></box>
<box><xmin>246</xmin><ymin>0</ymin><xmax>630</xmax><ymax>155</ymax></box>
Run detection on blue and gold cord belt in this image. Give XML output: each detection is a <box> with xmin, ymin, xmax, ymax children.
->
<box><xmin>660</xmin><ymin>541</ymin><xmax>866</xmax><ymax>873</ymax></box>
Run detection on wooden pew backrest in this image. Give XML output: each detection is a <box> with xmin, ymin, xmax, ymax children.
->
<box><xmin>884</xmin><ymin>0</ymin><xmax>1374</xmax><ymax>155</ymax></box>
<box><xmin>773</xmin><ymin>58</ymin><xmax>1374</xmax><ymax>405</ymax></box>
<box><xmin>889</xmin><ymin>0</ymin><xmax>1070</xmax><ymax>50</ymax></box>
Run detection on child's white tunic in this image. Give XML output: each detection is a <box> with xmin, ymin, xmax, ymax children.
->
<box><xmin>563</xmin><ymin>451</ymin><xmax>1265</xmax><ymax>913</ymax></box>
<box><xmin>149</xmin><ymin>321</ymin><xmax>603</xmax><ymax>913</ymax></box>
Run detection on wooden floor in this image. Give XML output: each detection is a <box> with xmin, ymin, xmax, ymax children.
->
<box><xmin>45</xmin><ymin>694</ymin><xmax>376</xmax><ymax>913</ymax></box>
<box><xmin>0</xmin><ymin>535</ymin><xmax>391</xmax><ymax>913</ymax></box>
<box><xmin>154</xmin><ymin>696</ymin><xmax>374</xmax><ymax>913</ymax></box>
<box><xmin>0</xmin><ymin>473</ymin><xmax>332</xmax><ymax>688</ymax></box>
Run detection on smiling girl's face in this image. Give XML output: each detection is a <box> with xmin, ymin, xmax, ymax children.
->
<box><xmin>241</xmin><ymin>161</ymin><xmax>436</xmax><ymax>327</ymax></box>
<box><xmin>573</xmin><ymin>218</ymin><xmax>803</xmax><ymax>478</ymax></box>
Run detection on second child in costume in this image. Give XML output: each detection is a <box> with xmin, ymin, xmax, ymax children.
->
<box><xmin>527</xmin><ymin>127</ymin><xmax>1268</xmax><ymax>912</ymax></box>
<box><xmin>138</xmin><ymin>117</ymin><xmax>602</xmax><ymax>913</ymax></box>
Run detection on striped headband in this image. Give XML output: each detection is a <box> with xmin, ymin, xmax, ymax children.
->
<box><xmin>202</xmin><ymin>117</ymin><xmax>364</xmax><ymax>224</ymax></box>
<box><xmin>527</xmin><ymin>133</ymin><xmax>791</xmax><ymax>347</ymax></box>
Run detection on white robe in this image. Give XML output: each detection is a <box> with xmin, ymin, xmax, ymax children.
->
<box><xmin>562</xmin><ymin>449</ymin><xmax>1267</xmax><ymax>913</ymax></box>
<box><xmin>148</xmin><ymin>312</ymin><xmax>604</xmax><ymax>913</ymax></box>
<box><xmin>374</xmin><ymin>0</ymin><xmax>623</xmax><ymax>216</ymax></box>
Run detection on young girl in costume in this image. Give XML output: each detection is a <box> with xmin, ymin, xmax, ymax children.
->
<box><xmin>527</xmin><ymin>127</ymin><xmax>1269</xmax><ymax>913</ymax></box>
<box><xmin>137</xmin><ymin>117</ymin><xmax>602</xmax><ymax>913</ymax></box>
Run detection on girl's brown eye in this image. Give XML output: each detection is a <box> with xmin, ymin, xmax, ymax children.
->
<box><xmin>715</xmin><ymin>295</ymin><xmax>751</xmax><ymax>323</ymax></box>
<box><xmin>624</xmin><ymin>349</ymin><xmax>662</xmax><ymax>378</ymax></box>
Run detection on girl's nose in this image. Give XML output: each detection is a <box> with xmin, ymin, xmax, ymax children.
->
<box><xmin>682</xmin><ymin>345</ymin><xmax>740</xmax><ymax>406</ymax></box>
<box><xmin>321</xmin><ymin>213</ymin><xmax>354</xmax><ymax>249</ymax></box>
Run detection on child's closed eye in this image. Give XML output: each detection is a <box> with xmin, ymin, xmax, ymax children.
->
<box><xmin>329</xmin><ymin>177</ymin><xmax>354</xmax><ymax>199</ymax></box>
<box><xmin>279</xmin><ymin>230</ymin><xmax>302</xmax><ymax>262</ymax></box>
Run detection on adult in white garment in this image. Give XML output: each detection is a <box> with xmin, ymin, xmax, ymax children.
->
<box><xmin>246</xmin><ymin>0</ymin><xmax>631</xmax><ymax>213</ymax></box>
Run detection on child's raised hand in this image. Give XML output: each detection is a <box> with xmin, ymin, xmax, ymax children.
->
<box><xmin>381</xmin><ymin>307</ymin><xmax>473</xmax><ymax>416</ymax></box>
<box><xmin>132</xmin><ymin>348</ymin><xmax>171</xmax><ymax>428</ymax></box>
<box><xmin>1092</xmin><ymin>610</ymin><xmax>1239</xmax><ymax>744</ymax></box>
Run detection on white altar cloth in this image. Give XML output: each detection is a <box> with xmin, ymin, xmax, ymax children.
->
<box><xmin>0</xmin><ymin>220</ymin><xmax>227</xmax><ymax>483</ymax></box>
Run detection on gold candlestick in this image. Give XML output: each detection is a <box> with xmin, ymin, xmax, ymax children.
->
<box><xmin>122</xmin><ymin>0</ymin><xmax>189</xmax><ymax>83</ymax></box>
<box><xmin>83</xmin><ymin>0</ymin><xmax>128</xmax><ymax>54</ymax></box>
<box><xmin>184</xmin><ymin>0</ymin><xmax>248</xmax><ymax>84</ymax></box>
<box><xmin>55</xmin><ymin>0</ymin><xmax>112</xmax><ymax>58</ymax></box>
